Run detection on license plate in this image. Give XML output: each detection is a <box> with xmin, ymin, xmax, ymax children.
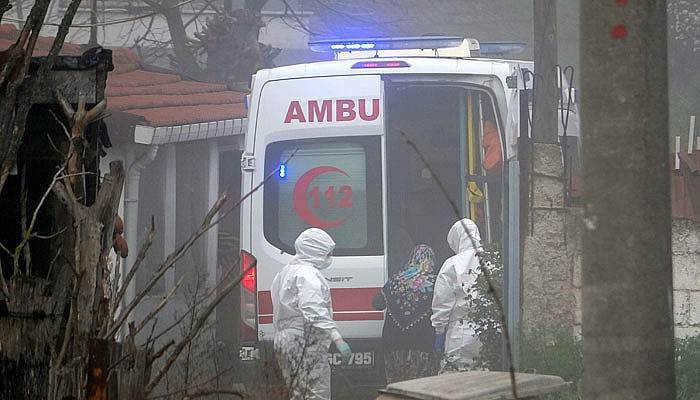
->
<box><xmin>329</xmin><ymin>351</ymin><xmax>374</xmax><ymax>368</ymax></box>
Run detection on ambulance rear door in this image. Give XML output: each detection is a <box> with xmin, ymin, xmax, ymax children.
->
<box><xmin>250</xmin><ymin>74</ymin><xmax>387</xmax><ymax>341</ymax></box>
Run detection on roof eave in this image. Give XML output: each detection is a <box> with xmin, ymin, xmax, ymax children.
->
<box><xmin>133</xmin><ymin>118</ymin><xmax>247</xmax><ymax>145</ymax></box>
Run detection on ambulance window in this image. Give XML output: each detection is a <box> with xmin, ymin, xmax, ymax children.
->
<box><xmin>264</xmin><ymin>136</ymin><xmax>383</xmax><ymax>256</ymax></box>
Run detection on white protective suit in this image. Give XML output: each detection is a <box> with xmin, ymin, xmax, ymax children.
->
<box><xmin>431</xmin><ymin>218</ymin><xmax>483</xmax><ymax>373</ymax></box>
<box><xmin>271</xmin><ymin>228</ymin><xmax>342</xmax><ymax>400</ymax></box>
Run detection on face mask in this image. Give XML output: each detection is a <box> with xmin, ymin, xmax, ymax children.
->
<box><xmin>317</xmin><ymin>254</ymin><xmax>333</xmax><ymax>270</ymax></box>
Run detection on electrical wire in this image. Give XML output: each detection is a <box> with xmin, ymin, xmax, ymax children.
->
<box><xmin>2</xmin><ymin>0</ymin><xmax>197</xmax><ymax>28</ymax></box>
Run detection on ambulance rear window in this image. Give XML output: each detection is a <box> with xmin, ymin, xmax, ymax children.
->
<box><xmin>264</xmin><ymin>136</ymin><xmax>383</xmax><ymax>256</ymax></box>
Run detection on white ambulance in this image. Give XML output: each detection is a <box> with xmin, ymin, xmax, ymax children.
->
<box><xmin>237</xmin><ymin>36</ymin><xmax>578</xmax><ymax>394</ymax></box>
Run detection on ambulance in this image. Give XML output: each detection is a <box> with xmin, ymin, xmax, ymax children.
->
<box><xmin>237</xmin><ymin>36</ymin><xmax>579</xmax><ymax>394</ymax></box>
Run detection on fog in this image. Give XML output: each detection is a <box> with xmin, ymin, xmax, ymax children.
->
<box><xmin>0</xmin><ymin>1</ymin><xmax>697</xmax><ymax>399</ymax></box>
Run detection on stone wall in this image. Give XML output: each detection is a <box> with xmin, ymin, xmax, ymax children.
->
<box><xmin>521</xmin><ymin>145</ymin><xmax>699</xmax><ymax>338</ymax></box>
<box><xmin>523</xmin><ymin>213</ymin><xmax>700</xmax><ymax>338</ymax></box>
<box><xmin>521</xmin><ymin>143</ymin><xmax>578</xmax><ymax>332</ymax></box>
<box><xmin>672</xmin><ymin>218</ymin><xmax>700</xmax><ymax>337</ymax></box>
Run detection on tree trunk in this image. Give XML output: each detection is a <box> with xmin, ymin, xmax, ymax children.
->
<box><xmin>581</xmin><ymin>1</ymin><xmax>675</xmax><ymax>399</ymax></box>
<box><xmin>48</xmin><ymin>161</ymin><xmax>124</xmax><ymax>400</ymax></box>
<box><xmin>160</xmin><ymin>0</ymin><xmax>207</xmax><ymax>81</ymax></box>
<box><xmin>0</xmin><ymin>278</ymin><xmax>53</xmax><ymax>399</ymax></box>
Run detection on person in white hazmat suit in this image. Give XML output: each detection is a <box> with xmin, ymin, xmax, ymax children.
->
<box><xmin>431</xmin><ymin>218</ymin><xmax>483</xmax><ymax>373</ymax></box>
<box><xmin>271</xmin><ymin>228</ymin><xmax>353</xmax><ymax>400</ymax></box>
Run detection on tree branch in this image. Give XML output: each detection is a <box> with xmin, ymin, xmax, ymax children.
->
<box><xmin>156</xmin><ymin>0</ymin><xmax>207</xmax><ymax>81</ymax></box>
<box><xmin>111</xmin><ymin>219</ymin><xmax>155</xmax><ymax>323</ymax></box>
<box><xmin>147</xmin><ymin>254</ymin><xmax>239</xmax><ymax>344</ymax></box>
<box><xmin>133</xmin><ymin>274</ymin><xmax>184</xmax><ymax>338</ymax></box>
<box><xmin>54</xmin><ymin>89</ymin><xmax>108</xmax><ymax>201</ymax></box>
<box><xmin>12</xmin><ymin>123</ymin><xmax>76</xmax><ymax>273</ymax></box>
<box><xmin>55</xmin><ymin>271</ymin><xmax>83</xmax><ymax>369</ymax></box>
<box><xmin>105</xmin><ymin>194</ymin><xmax>228</xmax><ymax>339</ymax></box>
<box><xmin>37</xmin><ymin>0</ymin><xmax>84</xmax><ymax>78</ymax></box>
<box><xmin>145</xmin><ymin>260</ymin><xmax>256</xmax><ymax>393</ymax></box>
<box><xmin>146</xmin><ymin>366</ymin><xmax>243</xmax><ymax>399</ymax></box>
<box><xmin>151</xmin><ymin>339</ymin><xmax>175</xmax><ymax>362</ymax></box>
<box><xmin>19</xmin><ymin>165</ymin><xmax>31</xmax><ymax>275</ymax></box>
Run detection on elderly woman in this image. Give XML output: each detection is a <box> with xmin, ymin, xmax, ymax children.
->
<box><xmin>373</xmin><ymin>244</ymin><xmax>439</xmax><ymax>383</ymax></box>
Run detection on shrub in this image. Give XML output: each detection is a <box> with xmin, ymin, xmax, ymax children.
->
<box><xmin>467</xmin><ymin>243</ymin><xmax>504</xmax><ymax>370</ymax></box>
<box><xmin>676</xmin><ymin>334</ymin><xmax>700</xmax><ymax>400</ymax></box>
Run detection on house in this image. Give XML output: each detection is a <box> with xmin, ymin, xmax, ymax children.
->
<box><xmin>101</xmin><ymin>43</ymin><xmax>248</xmax><ymax>345</ymax></box>
<box><xmin>0</xmin><ymin>25</ymin><xmax>248</xmax><ymax>354</ymax></box>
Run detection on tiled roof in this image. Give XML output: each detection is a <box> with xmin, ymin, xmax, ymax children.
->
<box><xmin>104</xmin><ymin>54</ymin><xmax>247</xmax><ymax>126</ymax></box>
<box><xmin>0</xmin><ymin>24</ymin><xmax>247</xmax><ymax>127</ymax></box>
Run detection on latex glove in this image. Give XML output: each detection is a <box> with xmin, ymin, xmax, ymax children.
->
<box><xmin>434</xmin><ymin>332</ymin><xmax>446</xmax><ymax>354</ymax></box>
<box><xmin>335</xmin><ymin>339</ymin><xmax>353</xmax><ymax>365</ymax></box>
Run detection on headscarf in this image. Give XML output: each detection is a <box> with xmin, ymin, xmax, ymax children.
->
<box><xmin>381</xmin><ymin>244</ymin><xmax>437</xmax><ymax>331</ymax></box>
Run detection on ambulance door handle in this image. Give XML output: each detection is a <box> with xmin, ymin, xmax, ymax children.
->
<box><xmin>241</xmin><ymin>153</ymin><xmax>255</xmax><ymax>172</ymax></box>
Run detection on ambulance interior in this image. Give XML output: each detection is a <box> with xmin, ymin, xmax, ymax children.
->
<box><xmin>386</xmin><ymin>83</ymin><xmax>503</xmax><ymax>272</ymax></box>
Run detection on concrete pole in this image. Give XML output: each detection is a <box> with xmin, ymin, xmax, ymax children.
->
<box><xmin>89</xmin><ymin>0</ymin><xmax>98</xmax><ymax>46</ymax></box>
<box><xmin>521</xmin><ymin>0</ymin><xmax>576</xmax><ymax>337</ymax></box>
<box><xmin>533</xmin><ymin>0</ymin><xmax>559</xmax><ymax>144</ymax></box>
<box><xmin>581</xmin><ymin>1</ymin><xmax>675</xmax><ymax>399</ymax></box>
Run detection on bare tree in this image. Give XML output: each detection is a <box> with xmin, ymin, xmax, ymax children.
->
<box><xmin>139</xmin><ymin>0</ymin><xmax>275</xmax><ymax>83</ymax></box>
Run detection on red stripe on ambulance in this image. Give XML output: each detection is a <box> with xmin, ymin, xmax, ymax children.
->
<box><xmin>258</xmin><ymin>287</ymin><xmax>383</xmax><ymax>324</ymax></box>
<box><xmin>284</xmin><ymin>99</ymin><xmax>380</xmax><ymax>123</ymax></box>
<box><xmin>259</xmin><ymin>312</ymin><xmax>383</xmax><ymax>324</ymax></box>
<box><xmin>330</xmin><ymin>288</ymin><xmax>381</xmax><ymax>312</ymax></box>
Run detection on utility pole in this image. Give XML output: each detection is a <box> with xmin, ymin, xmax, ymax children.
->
<box><xmin>89</xmin><ymin>0</ymin><xmax>98</xmax><ymax>46</ymax></box>
<box><xmin>521</xmin><ymin>0</ymin><xmax>576</xmax><ymax>349</ymax></box>
<box><xmin>581</xmin><ymin>2</ymin><xmax>675</xmax><ymax>399</ymax></box>
<box><xmin>532</xmin><ymin>0</ymin><xmax>558</xmax><ymax>144</ymax></box>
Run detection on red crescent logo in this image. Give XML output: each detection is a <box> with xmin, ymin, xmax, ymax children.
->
<box><xmin>292</xmin><ymin>166</ymin><xmax>350</xmax><ymax>228</ymax></box>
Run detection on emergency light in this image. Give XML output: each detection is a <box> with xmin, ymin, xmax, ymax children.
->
<box><xmin>278</xmin><ymin>163</ymin><xmax>287</xmax><ymax>178</ymax></box>
<box><xmin>310</xmin><ymin>36</ymin><xmax>465</xmax><ymax>52</ymax></box>
<box><xmin>309</xmin><ymin>36</ymin><xmax>479</xmax><ymax>59</ymax></box>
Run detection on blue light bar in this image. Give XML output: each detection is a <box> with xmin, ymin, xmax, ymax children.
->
<box><xmin>479</xmin><ymin>42</ymin><xmax>527</xmax><ymax>56</ymax></box>
<box><xmin>330</xmin><ymin>42</ymin><xmax>374</xmax><ymax>51</ymax></box>
<box><xmin>309</xmin><ymin>36</ymin><xmax>465</xmax><ymax>53</ymax></box>
<box><xmin>279</xmin><ymin>163</ymin><xmax>287</xmax><ymax>179</ymax></box>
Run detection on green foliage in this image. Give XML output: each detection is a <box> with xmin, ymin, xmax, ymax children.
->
<box><xmin>676</xmin><ymin>334</ymin><xmax>700</xmax><ymax>400</ymax></box>
<box><xmin>467</xmin><ymin>241</ymin><xmax>700</xmax><ymax>400</ymax></box>
<box><xmin>519</xmin><ymin>327</ymin><xmax>583</xmax><ymax>400</ymax></box>
<box><xmin>520</xmin><ymin>327</ymin><xmax>583</xmax><ymax>385</ymax></box>
<box><xmin>468</xmin><ymin>245</ymin><xmax>582</xmax><ymax>399</ymax></box>
<box><xmin>467</xmin><ymin>243</ymin><xmax>504</xmax><ymax>370</ymax></box>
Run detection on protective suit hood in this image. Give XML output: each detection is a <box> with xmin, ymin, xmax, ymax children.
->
<box><xmin>447</xmin><ymin>218</ymin><xmax>482</xmax><ymax>254</ymax></box>
<box><xmin>291</xmin><ymin>228</ymin><xmax>336</xmax><ymax>270</ymax></box>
